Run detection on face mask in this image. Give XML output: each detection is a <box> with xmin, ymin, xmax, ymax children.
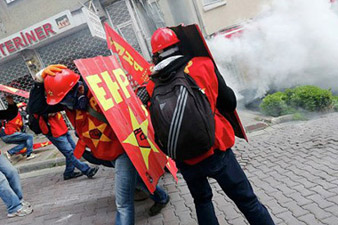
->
<box><xmin>74</xmin><ymin>95</ymin><xmax>89</xmax><ymax>110</ymax></box>
<box><xmin>60</xmin><ymin>83</ymin><xmax>79</xmax><ymax>110</ymax></box>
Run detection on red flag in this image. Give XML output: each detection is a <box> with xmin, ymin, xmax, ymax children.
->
<box><xmin>74</xmin><ymin>55</ymin><xmax>174</xmax><ymax>193</ymax></box>
<box><xmin>16</xmin><ymin>141</ymin><xmax>52</xmax><ymax>154</ymax></box>
<box><xmin>33</xmin><ymin>141</ymin><xmax>52</xmax><ymax>149</ymax></box>
<box><xmin>105</xmin><ymin>23</ymin><xmax>151</xmax><ymax>85</ymax></box>
<box><xmin>0</xmin><ymin>84</ymin><xmax>29</xmax><ymax>98</ymax></box>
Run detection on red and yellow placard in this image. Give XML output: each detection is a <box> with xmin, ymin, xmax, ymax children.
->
<box><xmin>105</xmin><ymin>23</ymin><xmax>151</xmax><ymax>85</ymax></box>
<box><xmin>74</xmin><ymin>55</ymin><xmax>174</xmax><ymax>193</ymax></box>
<box><xmin>0</xmin><ymin>84</ymin><xmax>30</xmax><ymax>98</ymax></box>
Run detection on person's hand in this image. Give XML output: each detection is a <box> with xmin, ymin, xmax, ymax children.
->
<box><xmin>5</xmin><ymin>95</ymin><xmax>14</xmax><ymax>105</ymax></box>
<box><xmin>41</xmin><ymin>64</ymin><xmax>67</xmax><ymax>78</ymax></box>
<box><xmin>34</xmin><ymin>64</ymin><xmax>67</xmax><ymax>83</ymax></box>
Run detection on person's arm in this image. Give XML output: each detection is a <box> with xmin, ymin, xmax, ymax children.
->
<box><xmin>0</xmin><ymin>96</ymin><xmax>18</xmax><ymax>120</ymax></box>
<box><xmin>215</xmin><ymin>68</ymin><xmax>237</xmax><ymax>113</ymax></box>
<box><xmin>27</xmin><ymin>82</ymin><xmax>63</xmax><ymax>115</ymax></box>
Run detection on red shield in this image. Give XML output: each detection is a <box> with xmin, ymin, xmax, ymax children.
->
<box><xmin>75</xmin><ymin>55</ymin><xmax>173</xmax><ymax>193</ymax></box>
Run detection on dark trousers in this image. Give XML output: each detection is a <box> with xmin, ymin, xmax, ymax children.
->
<box><xmin>176</xmin><ymin>149</ymin><xmax>275</xmax><ymax>225</ymax></box>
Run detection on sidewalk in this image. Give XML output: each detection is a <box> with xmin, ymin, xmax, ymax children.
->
<box><xmin>2</xmin><ymin>112</ymin><xmax>338</xmax><ymax>224</ymax></box>
<box><xmin>0</xmin><ymin>109</ymin><xmax>286</xmax><ymax>174</ymax></box>
<box><xmin>0</xmin><ymin>132</ymin><xmax>68</xmax><ymax>173</ymax></box>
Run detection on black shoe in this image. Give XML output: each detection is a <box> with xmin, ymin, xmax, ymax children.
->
<box><xmin>148</xmin><ymin>195</ymin><xmax>170</xmax><ymax>217</ymax></box>
<box><xmin>64</xmin><ymin>172</ymin><xmax>83</xmax><ymax>180</ymax></box>
<box><xmin>86</xmin><ymin>167</ymin><xmax>99</xmax><ymax>178</ymax></box>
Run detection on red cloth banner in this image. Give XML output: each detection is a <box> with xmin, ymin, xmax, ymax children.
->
<box><xmin>17</xmin><ymin>141</ymin><xmax>52</xmax><ymax>154</ymax></box>
<box><xmin>74</xmin><ymin>55</ymin><xmax>175</xmax><ymax>193</ymax></box>
<box><xmin>105</xmin><ymin>23</ymin><xmax>151</xmax><ymax>85</ymax></box>
<box><xmin>0</xmin><ymin>84</ymin><xmax>29</xmax><ymax>98</ymax></box>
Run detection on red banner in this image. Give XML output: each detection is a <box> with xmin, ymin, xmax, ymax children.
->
<box><xmin>0</xmin><ymin>84</ymin><xmax>29</xmax><ymax>98</ymax></box>
<box><xmin>74</xmin><ymin>55</ymin><xmax>175</xmax><ymax>193</ymax></box>
<box><xmin>105</xmin><ymin>23</ymin><xmax>151</xmax><ymax>85</ymax></box>
<box><xmin>16</xmin><ymin>141</ymin><xmax>52</xmax><ymax>154</ymax></box>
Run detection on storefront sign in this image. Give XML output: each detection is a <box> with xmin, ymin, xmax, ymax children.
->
<box><xmin>0</xmin><ymin>10</ymin><xmax>74</xmax><ymax>59</ymax></box>
<box><xmin>82</xmin><ymin>7</ymin><xmax>106</xmax><ymax>40</ymax></box>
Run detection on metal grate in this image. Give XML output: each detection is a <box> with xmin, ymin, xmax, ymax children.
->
<box><xmin>106</xmin><ymin>0</ymin><xmax>131</xmax><ymax>26</ymax></box>
<box><xmin>0</xmin><ymin>57</ymin><xmax>33</xmax><ymax>104</ymax></box>
<box><xmin>106</xmin><ymin>0</ymin><xmax>142</xmax><ymax>54</ymax></box>
<box><xmin>119</xmin><ymin>23</ymin><xmax>142</xmax><ymax>53</ymax></box>
<box><xmin>37</xmin><ymin>28</ymin><xmax>111</xmax><ymax>74</ymax></box>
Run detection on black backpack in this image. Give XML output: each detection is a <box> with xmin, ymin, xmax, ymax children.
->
<box><xmin>27</xmin><ymin>113</ymin><xmax>42</xmax><ymax>135</ymax></box>
<box><xmin>149</xmin><ymin>67</ymin><xmax>215</xmax><ymax>161</ymax></box>
<box><xmin>19</xmin><ymin>109</ymin><xmax>29</xmax><ymax>133</ymax></box>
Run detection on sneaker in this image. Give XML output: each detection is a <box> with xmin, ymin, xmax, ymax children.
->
<box><xmin>26</xmin><ymin>153</ymin><xmax>38</xmax><ymax>160</ymax></box>
<box><xmin>5</xmin><ymin>152</ymin><xmax>12</xmax><ymax>161</ymax></box>
<box><xmin>8</xmin><ymin>205</ymin><xmax>33</xmax><ymax>218</ymax></box>
<box><xmin>20</xmin><ymin>200</ymin><xmax>31</xmax><ymax>208</ymax></box>
<box><xmin>86</xmin><ymin>167</ymin><xmax>99</xmax><ymax>178</ymax></box>
<box><xmin>148</xmin><ymin>195</ymin><xmax>170</xmax><ymax>217</ymax></box>
<box><xmin>63</xmin><ymin>172</ymin><xmax>83</xmax><ymax>180</ymax></box>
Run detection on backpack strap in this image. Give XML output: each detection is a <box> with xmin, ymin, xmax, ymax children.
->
<box><xmin>87</xmin><ymin>107</ymin><xmax>108</xmax><ymax>124</ymax></box>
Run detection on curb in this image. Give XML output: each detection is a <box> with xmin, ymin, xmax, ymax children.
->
<box><xmin>270</xmin><ymin>114</ymin><xmax>294</xmax><ymax>125</ymax></box>
<box><xmin>245</xmin><ymin>122</ymin><xmax>269</xmax><ymax>133</ymax></box>
<box><xmin>14</xmin><ymin>114</ymin><xmax>296</xmax><ymax>174</ymax></box>
<box><xmin>15</xmin><ymin>157</ymin><xmax>65</xmax><ymax>174</ymax></box>
<box><xmin>244</xmin><ymin>114</ymin><xmax>295</xmax><ymax>133</ymax></box>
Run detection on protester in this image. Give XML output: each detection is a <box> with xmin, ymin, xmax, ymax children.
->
<box><xmin>137</xmin><ymin>27</ymin><xmax>275</xmax><ymax>225</ymax></box>
<box><xmin>28</xmin><ymin>82</ymin><xmax>99</xmax><ymax>180</ymax></box>
<box><xmin>0</xmin><ymin>96</ymin><xmax>36</xmax><ymax>160</ymax></box>
<box><xmin>0</xmin><ymin>150</ymin><xmax>33</xmax><ymax>217</ymax></box>
<box><xmin>32</xmin><ymin>66</ymin><xmax>169</xmax><ymax>224</ymax></box>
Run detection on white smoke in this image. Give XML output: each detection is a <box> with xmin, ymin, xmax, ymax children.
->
<box><xmin>208</xmin><ymin>0</ymin><xmax>338</xmax><ymax>103</ymax></box>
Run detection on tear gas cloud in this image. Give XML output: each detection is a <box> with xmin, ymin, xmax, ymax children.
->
<box><xmin>208</xmin><ymin>0</ymin><xmax>338</xmax><ymax>103</ymax></box>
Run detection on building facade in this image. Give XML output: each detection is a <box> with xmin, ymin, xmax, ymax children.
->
<box><xmin>0</xmin><ymin>0</ymin><xmax>268</xmax><ymax>105</ymax></box>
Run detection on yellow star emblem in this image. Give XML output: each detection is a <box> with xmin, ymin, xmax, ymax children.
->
<box><xmin>123</xmin><ymin>107</ymin><xmax>159</xmax><ymax>169</ymax></box>
<box><xmin>82</xmin><ymin>118</ymin><xmax>111</xmax><ymax>147</ymax></box>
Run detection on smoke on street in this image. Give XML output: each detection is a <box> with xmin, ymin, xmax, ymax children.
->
<box><xmin>208</xmin><ymin>0</ymin><xmax>338</xmax><ymax>103</ymax></box>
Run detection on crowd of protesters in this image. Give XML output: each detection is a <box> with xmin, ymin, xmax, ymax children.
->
<box><xmin>0</xmin><ymin>27</ymin><xmax>274</xmax><ymax>225</ymax></box>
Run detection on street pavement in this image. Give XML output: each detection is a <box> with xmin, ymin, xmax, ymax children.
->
<box><xmin>1</xmin><ymin>112</ymin><xmax>338</xmax><ymax>225</ymax></box>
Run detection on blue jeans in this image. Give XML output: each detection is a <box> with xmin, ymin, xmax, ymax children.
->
<box><xmin>112</xmin><ymin>153</ymin><xmax>168</xmax><ymax>225</ymax></box>
<box><xmin>1</xmin><ymin>132</ymin><xmax>33</xmax><ymax>156</ymax></box>
<box><xmin>47</xmin><ymin>132</ymin><xmax>90</xmax><ymax>176</ymax></box>
<box><xmin>176</xmin><ymin>149</ymin><xmax>275</xmax><ymax>225</ymax></box>
<box><xmin>0</xmin><ymin>152</ymin><xmax>23</xmax><ymax>213</ymax></box>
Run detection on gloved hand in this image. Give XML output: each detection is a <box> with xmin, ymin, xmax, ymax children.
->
<box><xmin>34</xmin><ymin>64</ymin><xmax>67</xmax><ymax>83</ymax></box>
<box><xmin>41</xmin><ymin>64</ymin><xmax>67</xmax><ymax>78</ymax></box>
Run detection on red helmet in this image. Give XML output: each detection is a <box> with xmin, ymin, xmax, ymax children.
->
<box><xmin>151</xmin><ymin>27</ymin><xmax>179</xmax><ymax>54</ymax></box>
<box><xmin>44</xmin><ymin>69</ymin><xmax>80</xmax><ymax>105</ymax></box>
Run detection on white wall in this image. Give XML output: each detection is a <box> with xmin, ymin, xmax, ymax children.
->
<box><xmin>196</xmin><ymin>0</ymin><xmax>270</xmax><ymax>35</ymax></box>
<box><xmin>0</xmin><ymin>0</ymin><xmax>88</xmax><ymax>39</ymax></box>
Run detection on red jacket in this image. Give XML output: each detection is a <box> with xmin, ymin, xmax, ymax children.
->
<box><xmin>38</xmin><ymin>112</ymin><xmax>68</xmax><ymax>137</ymax></box>
<box><xmin>66</xmin><ymin>92</ymin><xmax>124</xmax><ymax>161</ymax></box>
<box><xmin>147</xmin><ymin>57</ymin><xmax>235</xmax><ymax>165</ymax></box>
<box><xmin>3</xmin><ymin>113</ymin><xmax>23</xmax><ymax>135</ymax></box>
